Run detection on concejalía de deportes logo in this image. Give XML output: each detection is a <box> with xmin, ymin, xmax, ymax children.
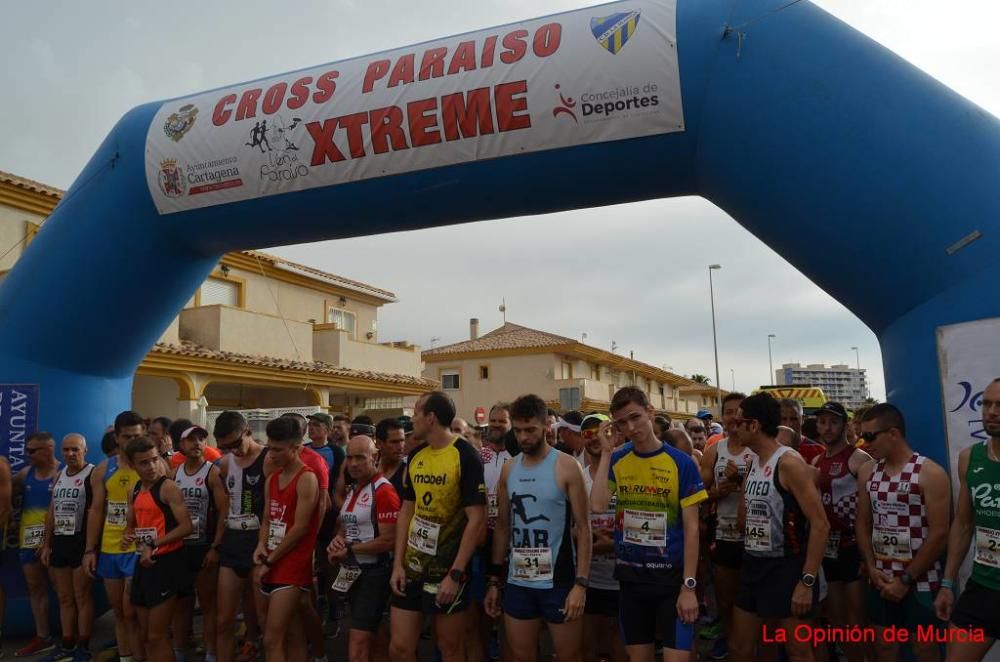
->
<box><xmin>580</xmin><ymin>84</ymin><xmax>661</xmax><ymax>118</ymax></box>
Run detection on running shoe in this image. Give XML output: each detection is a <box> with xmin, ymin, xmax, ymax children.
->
<box><xmin>699</xmin><ymin>621</ymin><xmax>722</xmax><ymax>640</ymax></box>
<box><xmin>234</xmin><ymin>640</ymin><xmax>259</xmax><ymax>662</ymax></box>
<box><xmin>38</xmin><ymin>647</ymin><xmax>76</xmax><ymax>662</ymax></box>
<box><xmin>15</xmin><ymin>637</ymin><xmax>56</xmax><ymax>657</ymax></box>
<box><xmin>708</xmin><ymin>637</ymin><xmax>728</xmax><ymax>660</ymax></box>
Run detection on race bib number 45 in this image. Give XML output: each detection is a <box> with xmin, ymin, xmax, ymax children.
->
<box><xmin>408</xmin><ymin>515</ymin><xmax>440</xmax><ymax>556</ymax></box>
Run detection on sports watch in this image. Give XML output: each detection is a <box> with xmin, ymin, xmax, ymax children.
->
<box><xmin>800</xmin><ymin>572</ymin><xmax>817</xmax><ymax>588</ymax></box>
<box><xmin>683</xmin><ymin>577</ymin><xmax>697</xmax><ymax>590</ymax></box>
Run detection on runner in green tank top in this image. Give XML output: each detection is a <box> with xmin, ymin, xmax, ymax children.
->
<box><xmin>935</xmin><ymin>379</ymin><xmax>1000</xmax><ymax>660</ymax></box>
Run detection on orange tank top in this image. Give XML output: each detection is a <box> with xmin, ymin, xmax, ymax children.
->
<box><xmin>132</xmin><ymin>477</ymin><xmax>182</xmax><ymax>556</ymax></box>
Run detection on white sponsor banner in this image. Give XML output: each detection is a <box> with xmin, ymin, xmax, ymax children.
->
<box><xmin>937</xmin><ymin>316</ymin><xmax>1000</xmax><ymax>622</ymax></box>
<box><xmin>145</xmin><ymin>0</ymin><xmax>683</xmax><ymax>215</ymax></box>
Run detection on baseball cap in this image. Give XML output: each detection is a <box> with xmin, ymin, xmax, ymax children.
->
<box><xmin>180</xmin><ymin>425</ymin><xmax>208</xmax><ymax>441</ymax></box>
<box><xmin>580</xmin><ymin>413</ymin><xmax>610</xmax><ymax>430</ymax></box>
<box><xmin>696</xmin><ymin>409</ymin><xmax>713</xmax><ymax>420</ymax></box>
<box><xmin>816</xmin><ymin>402</ymin><xmax>848</xmax><ymax>420</ymax></box>
<box><xmin>307</xmin><ymin>412</ymin><xmax>334</xmax><ymax>426</ymax></box>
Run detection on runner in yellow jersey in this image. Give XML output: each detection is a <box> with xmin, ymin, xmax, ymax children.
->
<box><xmin>389</xmin><ymin>391</ymin><xmax>486</xmax><ymax>662</ymax></box>
<box><xmin>84</xmin><ymin>412</ymin><xmax>147</xmax><ymax>662</ymax></box>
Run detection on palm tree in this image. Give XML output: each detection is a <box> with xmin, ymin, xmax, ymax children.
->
<box><xmin>690</xmin><ymin>374</ymin><xmax>711</xmax><ymax>384</ymax></box>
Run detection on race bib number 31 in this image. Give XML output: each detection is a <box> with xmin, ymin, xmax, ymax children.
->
<box><xmin>511</xmin><ymin>547</ymin><xmax>554</xmax><ymax>582</ymax></box>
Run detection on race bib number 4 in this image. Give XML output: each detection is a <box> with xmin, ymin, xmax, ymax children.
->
<box><xmin>511</xmin><ymin>547</ymin><xmax>554</xmax><ymax>582</ymax></box>
<box><xmin>107</xmin><ymin>501</ymin><xmax>128</xmax><ymax>527</ymax></box>
<box><xmin>873</xmin><ymin>526</ymin><xmax>912</xmax><ymax>562</ymax></box>
<box><xmin>267</xmin><ymin>520</ymin><xmax>286</xmax><ymax>551</ymax></box>
<box><xmin>407</xmin><ymin>516</ymin><xmax>440</xmax><ymax>556</ymax></box>
<box><xmin>975</xmin><ymin>527</ymin><xmax>1000</xmax><ymax>569</ymax></box>
<box><xmin>21</xmin><ymin>524</ymin><xmax>44</xmax><ymax>549</ymax></box>
<box><xmin>745</xmin><ymin>515</ymin><xmax>772</xmax><ymax>552</ymax></box>
<box><xmin>623</xmin><ymin>509</ymin><xmax>667</xmax><ymax>547</ymax></box>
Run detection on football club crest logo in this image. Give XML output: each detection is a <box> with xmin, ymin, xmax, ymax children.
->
<box><xmin>157</xmin><ymin>159</ymin><xmax>185</xmax><ymax>198</ymax></box>
<box><xmin>591</xmin><ymin>9</ymin><xmax>641</xmax><ymax>54</ymax></box>
<box><xmin>163</xmin><ymin>104</ymin><xmax>198</xmax><ymax>142</ymax></box>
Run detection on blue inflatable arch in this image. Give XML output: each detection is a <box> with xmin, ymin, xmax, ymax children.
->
<box><xmin>0</xmin><ymin>0</ymin><xmax>998</xmax><ymax>631</ymax></box>
<box><xmin>0</xmin><ymin>0</ymin><xmax>1000</xmax><ymax>461</ymax></box>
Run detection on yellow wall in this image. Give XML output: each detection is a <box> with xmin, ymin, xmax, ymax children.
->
<box><xmin>229</xmin><ymin>265</ymin><xmax>380</xmax><ymax>341</ymax></box>
<box><xmin>0</xmin><ymin>206</ymin><xmax>44</xmax><ymax>271</ymax></box>
<box><xmin>424</xmin><ymin>351</ymin><xmax>705</xmax><ymax>418</ymax></box>
<box><xmin>180</xmin><ymin>305</ymin><xmax>315</xmax><ymax>362</ymax></box>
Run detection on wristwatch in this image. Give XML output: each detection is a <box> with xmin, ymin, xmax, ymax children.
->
<box><xmin>574</xmin><ymin>576</ymin><xmax>589</xmax><ymax>588</ymax></box>
<box><xmin>683</xmin><ymin>576</ymin><xmax>697</xmax><ymax>590</ymax></box>
<box><xmin>449</xmin><ymin>568</ymin><xmax>466</xmax><ymax>583</ymax></box>
<box><xmin>800</xmin><ymin>572</ymin><xmax>817</xmax><ymax>588</ymax></box>
<box><xmin>900</xmin><ymin>572</ymin><xmax>915</xmax><ymax>587</ymax></box>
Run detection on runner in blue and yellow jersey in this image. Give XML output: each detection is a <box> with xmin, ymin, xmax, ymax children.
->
<box><xmin>13</xmin><ymin>431</ymin><xmax>61</xmax><ymax>656</ymax></box>
<box><xmin>84</xmin><ymin>411</ymin><xmax>149</xmax><ymax>662</ymax></box>
<box><xmin>591</xmin><ymin>386</ymin><xmax>707</xmax><ymax>661</ymax></box>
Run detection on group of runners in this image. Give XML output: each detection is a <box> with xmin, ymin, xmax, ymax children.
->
<box><xmin>0</xmin><ymin>379</ymin><xmax>999</xmax><ymax>662</ymax></box>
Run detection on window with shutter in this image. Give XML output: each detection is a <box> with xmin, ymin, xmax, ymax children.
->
<box><xmin>201</xmin><ymin>277</ymin><xmax>239</xmax><ymax>306</ymax></box>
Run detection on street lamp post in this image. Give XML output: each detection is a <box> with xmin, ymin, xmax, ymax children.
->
<box><xmin>768</xmin><ymin>334</ymin><xmax>776</xmax><ymax>385</ymax></box>
<box><xmin>709</xmin><ymin>264</ymin><xmax>722</xmax><ymax>413</ymax></box>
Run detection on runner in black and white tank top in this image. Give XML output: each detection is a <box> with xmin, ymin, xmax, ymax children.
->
<box><xmin>743</xmin><ymin>445</ymin><xmax>809</xmax><ymax>559</ymax></box>
<box><xmin>175</xmin><ymin>461</ymin><xmax>214</xmax><ymax>547</ymax></box>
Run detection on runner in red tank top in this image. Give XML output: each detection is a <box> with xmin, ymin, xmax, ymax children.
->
<box><xmin>812</xmin><ymin>402</ymin><xmax>872</xmax><ymax>662</ymax></box>
<box><xmin>253</xmin><ymin>417</ymin><xmax>320</xmax><ymax>662</ymax></box>
<box><xmin>123</xmin><ymin>436</ymin><xmax>193</xmax><ymax>662</ymax></box>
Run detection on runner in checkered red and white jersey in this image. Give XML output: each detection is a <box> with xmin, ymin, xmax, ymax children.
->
<box><xmin>865</xmin><ymin>454</ymin><xmax>942</xmax><ymax>592</ymax></box>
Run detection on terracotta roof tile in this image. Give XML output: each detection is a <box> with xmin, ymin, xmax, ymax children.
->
<box><xmin>152</xmin><ymin>341</ymin><xmax>435</xmax><ymax>388</ymax></box>
<box><xmin>422</xmin><ymin>323</ymin><xmax>574</xmax><ymax>355</ymax></box>
<box><xmin>422</xmin><ymin>322</ymin><xmax>726</xmax><ymax>393</ymax></box>
<box><xmin>0</xmin><ymin>170</ymin><xmax>64</xmax><ymax>198</ymax></box>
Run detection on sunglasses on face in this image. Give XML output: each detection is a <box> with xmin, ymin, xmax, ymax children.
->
<box><xmin>581</xmin><ymin>428</ymin><xmax>601</xmax><ymax>440</ymax></box>
<box><xmin>860</xmin><ymin>428</ymin><xmax>894</xmax><ymax>443</ymax></box>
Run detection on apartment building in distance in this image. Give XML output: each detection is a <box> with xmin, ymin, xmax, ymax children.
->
<box><xmin>775</xmin><ymin>362</ymin><xmax>869</xmax><ymax>410</ymax></box>
<box><xmin>422</xmin><ymin>319</ymin><xmax>722</xmax><ymax>421</ymax></box>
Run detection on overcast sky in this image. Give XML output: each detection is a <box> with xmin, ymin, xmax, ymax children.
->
<box><xmin>3</xmin><ymin>0</ymin><xmax>997</xmax><ymax>400</ymax></box>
